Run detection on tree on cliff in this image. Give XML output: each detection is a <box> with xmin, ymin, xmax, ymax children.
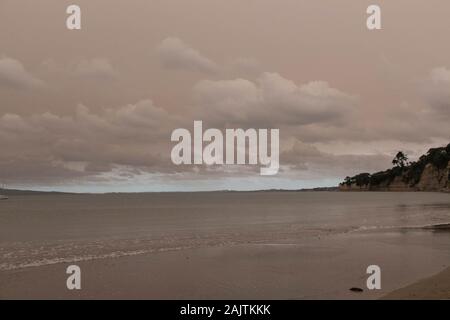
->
<box><xmin>341</xmin><ymin>143</ymin><xmax>450</xmax><ymax>190</ymax></box>
<box><xmin>427</xmin><ymin>148</ymin><xmax>450</xmax><ymax>170</ymax></box>
<box><xmin>344</xmin><ymin>176</ymin><xmax>352</xmax><ymax>186</ymax></box>
<box><xmin>392</xmin><ymin>151</ymin><xmax>408</xmax><ymax>168</ymax></box>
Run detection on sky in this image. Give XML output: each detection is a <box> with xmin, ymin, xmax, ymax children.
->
<box><xmin>1</xmin><ymin>0</ymin><xmax>450</xmax><ymax>192</ymax></box>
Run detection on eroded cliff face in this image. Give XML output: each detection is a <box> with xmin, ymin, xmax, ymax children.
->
<box><xmin>339</xmin><ymin>161</ymin><xmax>450</xmax><ymax>192</ymax></box>
<box><xmin>416</xmin><ymin>163</ymin><xmax>450</xmax><ymax>191</ymax></box>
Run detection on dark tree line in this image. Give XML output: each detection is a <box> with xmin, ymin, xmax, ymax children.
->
<box><xmin>342</xmin><ymin>143</ymin><xmax>450</xmax><ymax>188</ymax></box>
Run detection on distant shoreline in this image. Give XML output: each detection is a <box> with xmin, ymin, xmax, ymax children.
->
<box><xmin>0</xmin><ymin>187</ymin><xmax>340</xmax><ymax>195</ymax></box>
<box><xmin>3</xmin><ymin>186</ymin><xmax>450</xmax><ymax>196</ymax></box>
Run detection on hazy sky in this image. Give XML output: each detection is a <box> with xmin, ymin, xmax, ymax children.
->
<box><xmin>1</xmin><ymin>0</ymin><xmax>450</xmax><ymax>192</ymax></box>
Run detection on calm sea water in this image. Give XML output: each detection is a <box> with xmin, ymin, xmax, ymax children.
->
<box><xmin>1</xmin><ymin>191</ymin><xmax>450</xmax><ymax>272</ymax></box>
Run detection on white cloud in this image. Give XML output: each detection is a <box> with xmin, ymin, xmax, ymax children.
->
<box><xmin>193</xmin><ymin>72</ymin><xmax>356</xmax><ymax>127</ymax></box>
<box><xmin>157</xmin><ymin>37</ymin><xmax>219</xmax><ymax>74</ymax></box>
<box><xmin>0</xmin><ymin>56</ymin><xmax>44</xmax><ymax>89</ymax></box>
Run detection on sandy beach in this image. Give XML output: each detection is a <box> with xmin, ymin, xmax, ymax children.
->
<box><xmin>383</xmin><ymin>267</ymin><xmax>450</xmax><ymax>299</ymax></box>
<box><xmin>1</xmin><ymin>235</ymin><xmax>449</xmax><ymax>300</ymax></box>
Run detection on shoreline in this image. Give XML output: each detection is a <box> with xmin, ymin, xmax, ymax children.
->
<box><xmin>0</xmin><ymin>187</ymin><xmax>340</xmax><ymax>195</ymax></box>
<box><xmin>3</xmin><ymin>188</ymin><xmax>450</xmax><ymax>196</ymax></box>
<box><xmin>383</xmin><ymin>267</ymin><xmax>450</xmax><ymax>299</ymax></box>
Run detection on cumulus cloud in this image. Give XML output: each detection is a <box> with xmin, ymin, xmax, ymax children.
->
<box><xmin>3</xmin><ymin>60</ymin><xmax>450</xmax><ymax>187</ymax></box>
<box><xmin>0</xmin><ymin>77</ymin><xmax>360</xmax><ymax>186</ymax></box>
<box><xmin>39</xmin><ymin>58</ymin><xmax>117</xmax><ymax>81</ymax></box>
<box><xmin>72</xmin><ymin>58</ymin><xmax>117</xmax><ymax>80</ymax></box>
<box><xmin>0</xmin><ymin>100</ymin><xmax>183</xmax><ymax>184</ymax></box>
<box><xmin>0</xmin><ymin>56</ymin><xmax>44</xmax><ymax>89</ymax></box>
<box><xmin>193</xmin><ymin>72</ymin><xmax>356</xmax><ymax>127</ymax></box>
<box><xmin>355</xmin><ymin>66</ymin><xmax>450</xmax><ymax>145</ymax></box>
<box><xmin>157</xmin><ymin>37</ymin><xmax>219</xmax><ymax>74</ymax></box>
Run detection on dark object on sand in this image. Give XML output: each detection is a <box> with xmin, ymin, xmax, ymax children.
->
<box><xmin>0</xmin><ymin>195</ymin><xmax>8</xmax><ymax>200</ymax></box>
<box><xmin>350</xmin><ymin>287</ymin><xmax>364</xmax><ymax>292</ymax></box>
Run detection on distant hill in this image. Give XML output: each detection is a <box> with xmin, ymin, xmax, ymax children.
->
<box><xmin>0</xmin><ymin>189</ymin><xmax>70</xmax><ymax>196</ymax></box>
<box><xmin>340</xmin><ymin>143</ymin><xmax>450</xmax><ymax>192</ymax></box>
<box><xmin>0</xmin><ymin>188</ymin><xmax>340</xmax><ymax>196</ymax></box>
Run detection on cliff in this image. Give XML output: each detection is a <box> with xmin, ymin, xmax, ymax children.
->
<box><xmin>339</xmin><ymin>144</ymin><xmax>450</xmax><ymax>192</ymax></box>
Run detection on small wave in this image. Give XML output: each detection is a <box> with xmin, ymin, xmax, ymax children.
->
<box><xmin>0</xmin><ymin>246</ymin><xmax>194</xmax><ymax>271</ymax></box>
<box><xmin>349</xmin><ymin>225</ymin><xmax>400</xmax><ymax>232</ymax></box>
<box><xmin>351</xmin><ymin>222</ymin><xmax>450</xmax><ymax>233</ymax></box>
<box><xmin>257</xmin><ymin>243</ymin><xmax>302</xmax><ymax>247</ymax></box>
<box><xmin>422</xmin><ymin>223</ymin><xmax>450</xmax><ymax>230</ymax></box>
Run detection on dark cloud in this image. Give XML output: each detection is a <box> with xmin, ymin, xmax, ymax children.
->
<box><xmin>0</xmin><ymin>99</ymin><xmax>182</xmax><ymax>184</ymax></box>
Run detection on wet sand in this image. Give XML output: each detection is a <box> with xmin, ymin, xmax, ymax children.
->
<box><xmin>383</xmin><ymin>224</ymin><xmax>450</xmax><ymax>300</ymax></box>
<box><xmin>383</xmin><ymin>267</ymin><xmax>450</xmax><ymax>300</ymax></box>
<box><xmin>1</xmin><ymin>230</ymin><xmax>450</xmax><ymax>299</ymax></box>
